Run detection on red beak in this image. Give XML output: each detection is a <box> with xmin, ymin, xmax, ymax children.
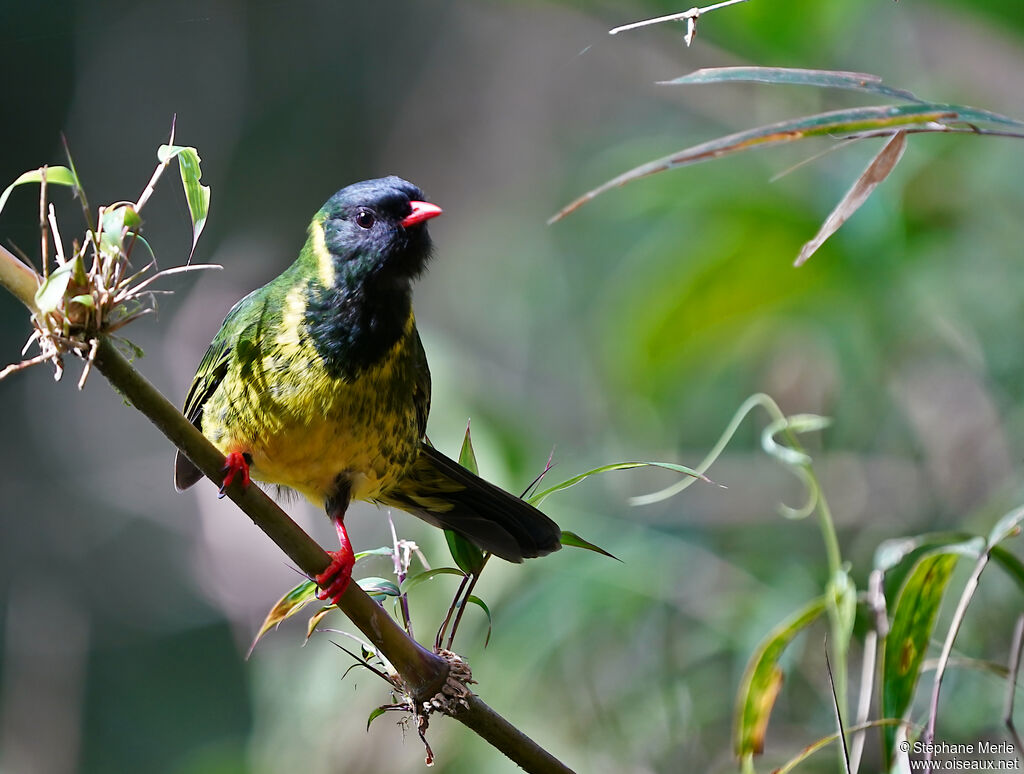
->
<box><xmin>400</xmin><ymin>200</ymin><xmax>443</xmax><ymax>228</ymax></box>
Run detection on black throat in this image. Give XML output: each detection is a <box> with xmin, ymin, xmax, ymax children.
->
<box><xmin>303</xmin><ymin>275</ymin><xmax>412</xmax><ymax>381</ymax></box>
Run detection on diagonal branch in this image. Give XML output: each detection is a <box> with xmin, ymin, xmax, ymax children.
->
<box><xmin>0</xmin><ymin>242</ymin><xmax>576</xmax><ymax>774</ymax></box>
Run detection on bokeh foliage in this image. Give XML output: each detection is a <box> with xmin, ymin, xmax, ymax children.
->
<box><xmin>2</xmin><ymin>1</ymin><xmax>1024</xmax><ymax>773</ymax></box>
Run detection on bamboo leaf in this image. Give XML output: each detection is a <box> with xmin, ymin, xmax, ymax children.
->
<box><xmin>69</xmin><ymin>294</ymin><xmax>95</xmax><ymax>308</ymax></box>
<box><xmin>559</xmin><ymin>530</ymin><xmax>619</xmax><ymax>561</ymax></box>
<box><xmin>661</xmin><ymin>67</ymin><xmax>923</xmax><ymax>103</ymax></box>
<box><xmin>458</xmin><ymin>420</ymin><xmax>479</xmax><ymax>475</ymax></box>
<box><xmin>34</xmin><ymin>261</ymin><xmax>76</xmax><ymax>314</ymax></box>
<box><xmin>550</xmin><ymin>103</ymin><xmax>1023</xmax><ymax>222</ymax></box>
<box><xmin>358</xmin><ymin>577</ymin><xmax>401</xmax><ymax>598</ymax></box>
<box><xmin>990</xmin><ymin>546</ymin><xmax>1024</xmax><ymax>594</ymax></box>
<box><xmin>305</xmin><ymin>606</ymin><xmax>334</xmax><ymax>642</ymax></box>
<box><xmin>248</xmin><ymin>580</ymin><xmax>318</xmax><ymax>657</ymax></box>
<box><xmin>466</xmin><ymin>594</ymin><xmax>493</xmax><ymax>647</ymax></box>
<box><xmin>874</xmin><ymin>533</ymin><xmax>980</xmax><ymax>599</ymax></box>
<box><xmin>400</xmin><ymin>567</ymin><xmax>466</xmax><ymax>595</ymax></box>
<box><xmin>157</xmin><ymin>144</ymin><xmax>210</xmax><ymax>259</ymax></box>
<box><xmin>367</xmin><ymin>706</ymin><xmax>390</xmax><ymax>730</ymax></box>
<box><xmin>353</xmin><ymin>546</ymin><xmax>394</xmax><ymax>561</ymax></box>
<box><xmin>987</xmin><ymin>505</ymin><xmax>1024</xmax><ymax>548</ymax></box>
<box><xmin>528</xmin><ymin>460</ymin><xmax>707</xmax><ymax>508</ymax></box>
<box><xmin>446</xmin><ymin>531</ymin><xmax>487</xmax><ymax>575</ymax></box>
<box><xmin>0</xmin><ymin>166</ymin><xmax>77</xmax><ymax>216</ymax></box>
<box><xmin>795</xmin><ymin>132</ymin><xmax>907</xmax><ymax>266</ymax></box>
<box><xmin>443</xmin><ymin>422</ymin><xmax>489</xmax><ymax>573</ymax></box>
<box><xmin>99</xmin><ymin>204</ymin><xmax>141</xmax><ymax>256</ymax></box>
<box><xmin>881</xmin><ymin>551</ymin><xmax>962</xmax><ymax>764</ymax></box>
<box><xmin>734</xmin><ymin>596</ymin><xmax>827</xmax><ymax>757</ymax></box>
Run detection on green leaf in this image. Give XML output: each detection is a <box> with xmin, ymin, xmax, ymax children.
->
<box><xmin>353</xmin><ymin>546</ymin><xmax>394</xmax><ymax>561</ymax></box>
<box><xmin>400</xmin><ymin>567</ymin><xmax>466</xmax><ymax>595</ymax></box>
<box><xmin>357</xmin><ymin>577</ymin><xmax>401</xmax><ymax>598</ymax></box>
<box><xmin>466</xmin><ymin>594</ymin><xmax>493</xmax><ymax>647</ymax></box>
<box><xmin>34</xmin><ymin>261</ymin><xmax>76</xmax><ymax>314</ymax></box>
<box><xmin>442</xmin><ymin>424</ymin><xmax>488</xmax><ymax>572</ymax></box>
<box><xmin>157</xmin><ymin>144</ymin><xmax>210</xmax><ymax>259</ymax></box>
<box><xmin>445</xmin><ymin>530</ymin><xmax>487</xmax><ymax>575</ymax></box>
<box><xmin>367</xmin><ymin>706</ymin><xmax>389</xmax><ymax>730</ymax></box>
<box><xmin>990</xmin><ymin>546</ymin><xmax>1024</xmax><ymax>595</ymax></box>
<box><xmin>305</xmin><ymin>606</ymin><xmax>334</xmax><ymax>642</ymax></box>
<box><xmin>0</xmin><ymin>166</ymin><xmax>77</xmax><ymax>217</ymax></box>
<box><xmin>881</xmin><ymin>551</ymin><xmax>961</xmax><ymax>764</ymax></box>
<box><xmin>550</xmin><ymin>103</ymin><xmax>1024</xmax><ymax>222</ymax></box>
<box><xmin>560</xmin><ymin>530</ymin><xmax>619</xmax><ymax>561</ymax></box>
<box><xmin>874</xmin><ymin>533</ymin><xmax>980</xmax><ymax>599</ymax></box>
<box><xmin>528</xmin><ymin>460</ymin><xmax>707</xmax><ymax>508</ymax></box>
<box><xmin>248</xmin><ymin>580</ymin><xmax>318</xmax><ymax>657</ymax></box>
<box><xmin>99</xmin><ymin>204</ymin><xmax>141</xmax><ymax>255</ymax></box>
<box><xmin>734</xmin><ymin>597</ymin><xmax>827</xmax><ymax>757</ymax></box>
<box><xmin>987</xmin><ymin>505</ymin><xmax>1024</xmax><ymax>549</ymax></box>
<box><xmin>69</xmin><ymin>294</ymin><xmax>95</xmax><ymax>308</ymax></box>
<box><xmin>458</xmin><ymin>421</ymin><xmax>479</xmax><ymax>475</ymax></box>
<box><xmin>662</xmin><ymin>67</ymin><xmax>924</xmax><ymax>103</ymax></box>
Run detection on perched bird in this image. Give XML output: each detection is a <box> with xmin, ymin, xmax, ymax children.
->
<box><xmin>174</xmin><ymin>177</ymin><xmax>561</xmax><ymax>603</ymax></box>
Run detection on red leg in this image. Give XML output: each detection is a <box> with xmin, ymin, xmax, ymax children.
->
<box><xmin>219</xmin><ymin>451</ymin><xmax>251</xmax><ymax>498</ymax></box>
<box><xmin>315</xmin><ymin>517</ymin><xmax>354</xmax><ymax>605</ymax></box>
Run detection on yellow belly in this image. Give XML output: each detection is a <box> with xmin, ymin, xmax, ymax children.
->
<box><xmin>201</xmin><ymin>310</ymin><xmax>422</xmax><ymax>507</ymax></box>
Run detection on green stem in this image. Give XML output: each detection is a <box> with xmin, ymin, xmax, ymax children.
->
<box><xmin>814</xmin><ymin>478</ymin><xmax>842</xmax><ymax>579</ymax></box>
<box><xmin>459</xmin><ymin>696</ymin><xmax>576</xmax><ymax>774</ymax></box>
<box><xmin>0</xmin><ymin>244</ymin><xmax>42</xmax><ymax>310</ymax></box>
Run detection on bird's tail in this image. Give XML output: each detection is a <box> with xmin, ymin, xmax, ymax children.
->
<box><xmin>377</xmin><ymin>443</ymin><xmax>562</xmax><ymax>562</ymax></box>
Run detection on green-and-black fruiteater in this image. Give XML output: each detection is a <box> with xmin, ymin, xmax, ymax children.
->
<box><xmin>174</xmin><ymin>176</ymin><xmax>561</xmax><ymax>602</ymax></box>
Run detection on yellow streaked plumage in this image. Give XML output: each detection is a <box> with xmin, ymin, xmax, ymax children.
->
<box><xmin>174</xmin><ymin>176</ymin><xmax>560</xmax><ymax>604</ymax></box>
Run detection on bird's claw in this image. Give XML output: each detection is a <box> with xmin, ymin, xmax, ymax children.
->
<box><xmin>315</xmin><ymin>549</ymin><xmax>354</xmax><ymax>606</ymax></box>
<box><xmin>219</xmin><ymin>451</ymin><xmax>251</xmax><ymax>498</ymax></box>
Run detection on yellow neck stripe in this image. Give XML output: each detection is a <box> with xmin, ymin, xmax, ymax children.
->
<box><xmin>311</xmin><ymin>219</ymin><xmax>335</xmax><ymax>288</ymax></box>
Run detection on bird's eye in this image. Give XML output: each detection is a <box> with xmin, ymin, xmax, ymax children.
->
<box><xmin>355</xmin><ymin>209</ymin><xmax>375</xmax><ymax>229</ymax></box>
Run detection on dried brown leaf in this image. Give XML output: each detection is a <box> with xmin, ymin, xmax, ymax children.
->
<box><xmin>794</xmin><ymin>131</ymin><xmax>907</xmax><ymax>266</ymax></box>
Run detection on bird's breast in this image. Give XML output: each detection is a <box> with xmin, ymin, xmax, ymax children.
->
<box><xmin>201</xmin><ymin>291</ymin><xmax>424</xmax><ymax>506</ymax></box>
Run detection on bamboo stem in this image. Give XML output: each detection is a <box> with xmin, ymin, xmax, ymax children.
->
<box><xmin>0</xmin><ymin>243</ymin><xmax>575</xmax><ymax>773</ymax></box>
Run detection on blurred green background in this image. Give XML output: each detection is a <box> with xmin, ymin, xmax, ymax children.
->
<box><xmin>2</xmin><ymin>1</ymin><xmax>1024</xmax><ymax>772</ymax></box>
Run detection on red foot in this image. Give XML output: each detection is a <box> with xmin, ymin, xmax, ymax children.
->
<box><xmin>314</xmin><ymin>518</ymin><xmax>354</xmax><ymax>605</ymax></box>
<box><xmin>219</xmin><ymin>451</ymin><xmax>251</xmax><ymax>498</ymax></box>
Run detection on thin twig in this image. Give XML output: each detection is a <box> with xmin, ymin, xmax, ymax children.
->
<box><xmin>608</xmin><ymin>0</ymin><xmax>750</xmax><ymax>35</ymax></box>
<box><xmin>824</xmin><ymin>638</ymin><xmax>853</xmax><ymax>774</ymax></box>
<box><xmin>389</xmin><ymin>513</ymin><xmax>415</xmax><ymax>639</ymax></box>
<box><xmin>47</xmin><ymin>204</ymin><xmax>66</xmax><ymax>266</ymax></box>
<box><xmin>39</xmin><ymin>166</ymin><xmax>49</xmax><ymax>279</ymax></box>
<box><xmin>1004</xmin><ymin>614</ymin><xmax>1024</xmax><ymax>765</ymax></box>
<box><xmin>436</xmin><ymin>574</ymin><xmax>471</xmax><ymax>652</ymax></box>
<box><xmin>135</xmin><ymin>118</ymin><xmax>177</xmax><ymax>213</ymax></box>
<box><xmin>849</xmin><ymin>570</ymin><xmax>885</xmax><ymax>774</ymax></box>
<box><xmin>447</xmin><ymin>563</ymin><xmax>487</xmax><ymax>651</ymax></box>
<box><xmin>60</xmin><ymin>135</ymin><xmax>93</xmax><ymax>234</ymax></box>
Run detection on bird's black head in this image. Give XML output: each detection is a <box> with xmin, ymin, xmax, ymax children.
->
<box><xmin>317</xmin><ymin>176</ymin><xmax>442</xmax><ymax>290</ymax></box>
<box><xmin>301</xmin><ymin>177</ymin><xmax>441</xmax><ymax>380</ymax></box>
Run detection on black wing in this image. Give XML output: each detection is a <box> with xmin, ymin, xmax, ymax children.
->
<box><xmin>379</xmin><ymin>444</ymin><xmax>561</xmax><ymax>562</ymax></box>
